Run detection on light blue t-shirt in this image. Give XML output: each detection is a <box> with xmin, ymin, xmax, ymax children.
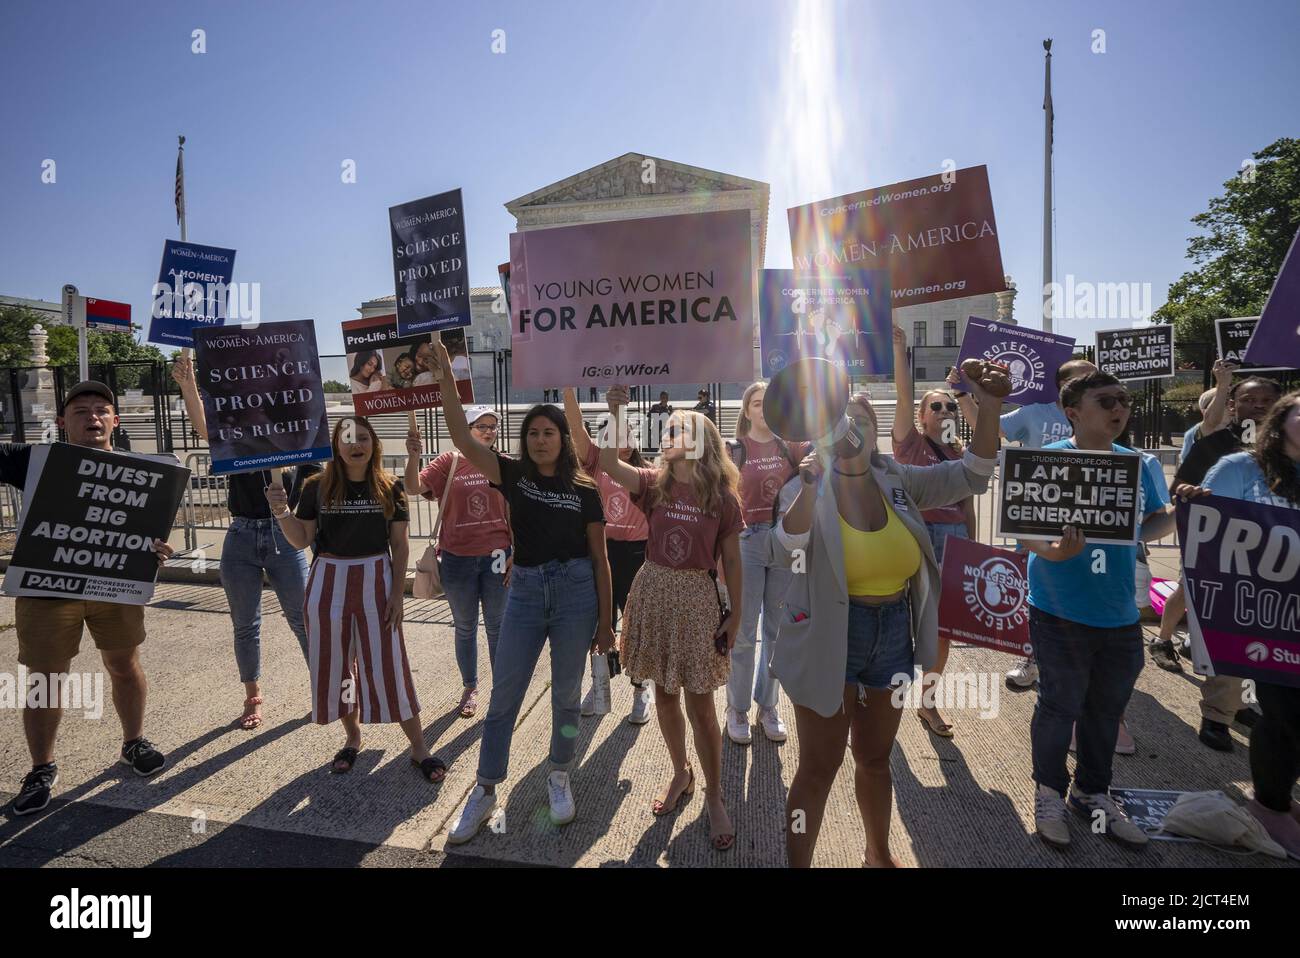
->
<box><xmin>1001</xmin><ymin>404</ymin><xmax>1072</xmax><ymax>449</ymax></box>
<box><xmin>1027</xmin><ymin>440</ymin><xmax>1167</xmax><ymax>628</ymax></box>
<box><xmin>1202</xmin><ymin>452</ymin><xmax>1300</xmax><ymax>510</ymax></box>
<box><xmin>1178</xmin><ymin>423</ymin><xmax>1200</xmax><ymax>465</ymax></box>
<box><xmin>1141</xmin><ymin>452</ymin><xmax>1171</xmax><ymax>510</ymax></box>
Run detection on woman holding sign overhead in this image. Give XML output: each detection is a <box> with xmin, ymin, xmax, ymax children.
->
<box><xmin>1176</xmin><ymin>388</ymin><xmax>1300</xmax><ymax>858</ymax></box>
<box><xmin>600</xmin><ymin>387</ymin><xmax>744</xmax><ymax>852</ymax></box>
<box><xmin>769</xmin><ymin>359</ymin><xmax>1011</xmax><ymax>868</ymax></box>
<box><xmin>890</xmin><ymin>325</ymin><xmax>975</xmax><ymax>740</ymax></box>
<box><xmin>432</xmin><ymin>341</ymin><xmax>615</xmax><ymax>845</ymax></box>
<box><xmin>268</xmin><ymin>416</ymin><xmax>447</xmax><ymax>783</ymax></box>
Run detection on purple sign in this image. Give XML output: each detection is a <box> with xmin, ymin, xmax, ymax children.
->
<box><xmin>1178</xmin><ymin>495</ymin><xmax>1300</xmax><ymax>689</ymax></box>
<box><xmin>1244</xmin><ymin>226</ymin><xmax>1300</xmax><ymax>369</ymax></box>
<box><xmin>758</xmin><ymin>268</ymin><xmax>893</xmax><ymax>377</ymax></box>
<box><xmin>955</xmin><ymin>318</ymin><xmax>1076</xmax><ymax>406</ymax></box>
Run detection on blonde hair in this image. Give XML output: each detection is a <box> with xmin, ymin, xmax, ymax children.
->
<box><xmin>735</xmin><ymin>381</ymin><xmax>767</xmax><ymax>440</ymax></box>
<box><xmin>917</xmin><ymin>389</ymin><xmax>963</xmax><ymax>453</ymax></box>
<box><xmin>646</xmin><ymin>410</ymin><xmax>739</xmax><ymax>517</ymax></box>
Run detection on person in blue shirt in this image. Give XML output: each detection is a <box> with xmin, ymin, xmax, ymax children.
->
<box><xmin>1177</xmin><ymin>389</ymin><xmax>1300</xmax><ymax>858</ymax></box>
<box><xmin>953</xmin><ymin>357</ymin><xmax>1096</xmax><ymax>693</ymax></box>
<box><xmin>1020</xmin><ymin>372</ymin><xmax>1175</xmax><ymax>851</ymax></box>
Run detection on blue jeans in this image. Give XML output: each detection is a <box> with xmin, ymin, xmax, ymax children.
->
<box><xmin>221</xmin><ymin>517</ymin><xmax>310</xmax><ymax>683</ymax></box>
<box><xmin>845</xmin><ymin>599</ymin><xmax>914</xmax><ymax>689</ymax></box>
<box><xmin>1030</xmin><ymin>606</ymin><xmax>1144</xmax><ymax>795</ymax></box>
<box><xmin>477</xmin><ymin>558</ymin><xmax>598</xmax><ymax>786</ymax></box>
<box><xmin>440</xmin><ymin>549</ymin><xmax>508</xmax><ymax>688</ymax></box>
<box><xmin>925</xmin><ymin>521</ymin><xmax>966</xmax><ymax>565</ymax></box>
<box><xmin>727</xmin><ymin>522</ymin><xmax>791</xmax><ymax>712</ymax></box>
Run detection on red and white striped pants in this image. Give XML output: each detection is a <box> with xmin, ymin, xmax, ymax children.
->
<box><xmin>303</xmin><ymin>554</ymin><xmax>420</xmax><ymax>725</ymax></box>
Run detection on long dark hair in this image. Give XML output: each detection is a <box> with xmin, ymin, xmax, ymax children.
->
<box><xmin>1251</xmin><ymin>389</ymin><xmax>1300</xmax><ymax>505</ymax></box>
<box><xmin>518</xmin><ymin>404</ymin><xmax>595</xmax><ymax>489</ymax></box>
<box><xmin>350</xmin><ymin>350</ymin><xmax>381</xmax><ymax>381</ymax></box>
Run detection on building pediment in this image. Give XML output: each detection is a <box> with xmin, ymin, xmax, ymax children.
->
<box><xmin>505</xmin><ymin>153</ymin><xmax>765</xmax><ymax>210</ymax></box>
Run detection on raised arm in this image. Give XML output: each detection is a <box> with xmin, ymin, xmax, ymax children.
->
<box><xmin>890</xmin><ymin>325</ymin><xmax>916</xmax><ymax>445</ymax></box>
<box><xmin>562</xmin><ymin>387</ymin><xmax>593</xmax><ymax>463</ymax></box>
<box><xmin>962</xmin><ymin>359</ymin><xmax>1010</xmax><ymax>460</ymax></box>
<box><xmin>170</xmin><ymin>354</ymin><xmax>208</xmax><ymax>443</ymax></box>
<box><xmin>404</xmin><ymin>425</ymin><xmax>425</xmax><ymax>495</ymax></box>
<box><xmin>599</xmin><ymin>385</ymin><xmax>643</xmax><ymax>493</ymax></box>
<box><xmin>1201</xmin><ymin>359</ymin><xmax>1234</xmax><ymax>435</ymax></box>
<box><xmin>433</xmin><ymin>339</ymin><xmax>500</xmax><ymax>484</ymax></box>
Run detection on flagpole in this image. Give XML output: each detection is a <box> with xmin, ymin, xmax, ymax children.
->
<box><xmin>177</xmin><ymin>135</ymin><xmax>191</xmax><ymax>360</ymax></box>
<box><xmin>1041</xmin><ymin>39</ymin><xmax>1054</xmax><ymax>333</ymax></box>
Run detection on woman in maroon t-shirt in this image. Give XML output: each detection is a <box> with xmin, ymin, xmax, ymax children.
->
<box><xmin>404</xmin><ymin>406</ymin><xmax>512</xmax><ymax>719</ymax></box>
<box><xmin>599</xmin><ymin>387</ymin><xmax>743</xmax><ymax>852</ymax></box>
<box><xmin>724</xmin><ymin>380</ymin><xmax>811</xmax><ymax>748</ymax></box>
<box><xmin>562</xmin><ymin>388</ymin><xmax>655</xmax><ymax>725</ymax></box>
<box><xmin>889</xmin><ymin>325</ymin><xmax>975</xmax><ymax>739</ymax></box>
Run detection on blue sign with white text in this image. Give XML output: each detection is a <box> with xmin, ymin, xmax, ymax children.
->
<box><xmin>148</xmin><ymin>239</ymin><xmax>237</xmax><ymax>348</ymax></box>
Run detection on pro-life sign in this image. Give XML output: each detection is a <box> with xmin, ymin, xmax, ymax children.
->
<box><xmin>937</xmin><ymin>537</ymin><xmax>1030</xmax><ymax>655</ymax></box>
<box><xmin>1216</xmin><ymin>316</ymin><xmax>1293</xmax><ymax>373</ymax></box>
<box><xmin>2</xmin><ymin>444</ymin><xmax>188</xmax><ymax>605</ymax></box>
<box><xmin>390</xmin><ymin>188</ymin><xmax>471</xmax><ymax>337</ymax></box>
<box><xmin>1178</xmin><ymin>494</ymin><xmax>1300</xmax><ymax>689</ymax></box>
<box><xmin>1095</xmin><ymin>325</ymin><xmax>1175</xmax><ymax>381</ymax></box>
<box><xmin>996</xmin><ymin>446</ymin><xmax>1142</xmax><ymax>545</ymax></box>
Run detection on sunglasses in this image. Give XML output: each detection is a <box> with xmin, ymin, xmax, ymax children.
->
<box><xmin>1094</xmin><ymin>393</ymin><xmax>1133</xmax><ymax>410</ymax></box>
<box><xmin>928</xmin><ymin>401</ymin><xmax>958</xmax><ymax>413</ymax></box>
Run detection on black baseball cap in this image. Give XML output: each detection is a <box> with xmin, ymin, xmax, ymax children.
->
<box><xmin>60</xmin><ymin>380</ymin><xmax>116</xmax><ymax>415</ymax></box>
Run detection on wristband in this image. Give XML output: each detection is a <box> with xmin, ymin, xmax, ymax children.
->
<box><xmin>273</xmin><ymin>508</ymin><xmax>290</xmax><ymax>519</ymax></box>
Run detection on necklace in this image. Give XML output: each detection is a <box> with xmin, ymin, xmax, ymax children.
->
<box><xmin>833</xmin><ymin>467</ymin><xmax>870</xmax><ymax>477</ymax></box>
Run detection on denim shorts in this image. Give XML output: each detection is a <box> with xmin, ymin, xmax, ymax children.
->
<box><xmin>845</xmin><ymin>598</ymin><xmax>915</xmax><ymax>689</ymax></box>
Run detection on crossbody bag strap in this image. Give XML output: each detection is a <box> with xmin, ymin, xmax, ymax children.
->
<box><xmin>431</xmin><ymin>450</ymin><xmax>460</xmax><ymax>544</ymax></box>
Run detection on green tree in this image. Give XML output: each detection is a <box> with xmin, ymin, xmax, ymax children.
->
<box><xmin>1153</xmin><ymin>137</ymin><xmax>1300</xmax><ymax>347</ymax></box>
<box><xmin>1</xmin><ymin>305</ymin><xmax>168</xmax><ymax>389</ymax></box>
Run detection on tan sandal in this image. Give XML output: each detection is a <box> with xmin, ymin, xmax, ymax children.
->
<box><xmin>706</xmin><ymin>792</ymin><xmax>735</xmax><ymax>852</ymax></box>
<box><xmin>458</xmin><ymin>687</ymin><xmax>478</xmax><ymax>718</ymax></box>
<box><xmin>651</xmin><ymin>766</ymin><xmax>694</xmax><ymax>817</ymax></box>
<box><xmin>239</xmin><ymin>696</ymin><xmax>264</xmax><ymax>731</ymax></box>
<box><xmin>917</xmin><ymin>710</ymin><xmax>954</xmax><ymax>739</ymax></box>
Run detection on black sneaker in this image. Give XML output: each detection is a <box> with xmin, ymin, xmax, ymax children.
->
<box><xmin>1198</xmin><ymin>719</ymin><xmax>1233</xmax><ymax>753</ymax></box>
<box><xmin>1148</xmin><ymin>640</ymin><xmax>1184</xmax><ymax>673</ymax></box>
<box><xmin>1234</xmin><ymin>708</ymin><xmax>1260</xmax><ymax>730</ymax></box>
<box><xmin>13</xmin><ymin>764</ymin><xmax>59</xmax><ymax>816</ymax></box>
<box><xmin>120</xmin><ymin>737</ymin><xmax>166</xmax><ymax>776</ymax></box>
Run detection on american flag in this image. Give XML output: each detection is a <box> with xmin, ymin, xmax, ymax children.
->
<box><xmin>175</xmin><ymin>137</ymin><xmax>186</xmax><ymax>225</ymax></box>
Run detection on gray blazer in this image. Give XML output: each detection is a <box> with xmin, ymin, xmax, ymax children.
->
<box><xmin>767</xmin><ymin>450</ymin><xmax>996</xmax><ymax>717</ymax></box>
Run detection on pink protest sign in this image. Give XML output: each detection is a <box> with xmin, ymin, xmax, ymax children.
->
<box><xmin>508</xmin><ymin>210</ymin><xmax>755</xmax><ymax>388</ymax></box>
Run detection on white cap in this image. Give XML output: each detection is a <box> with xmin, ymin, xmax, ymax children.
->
<box><xmin>464</xmin><ymin>404</ymin><xmax>497</xmax><ymax>426</ymax></box>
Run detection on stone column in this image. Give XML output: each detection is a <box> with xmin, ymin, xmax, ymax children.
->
<box><xmin>995</xmin><ymin>276</ymin><xmax>1018</xmax><ymax>326</ymax></box>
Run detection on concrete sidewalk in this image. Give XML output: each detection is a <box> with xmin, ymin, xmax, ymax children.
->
<box><xmin>0</xmin><ymin>583</ymin><xmax>1290</xmax><ymax>868</ymax></box>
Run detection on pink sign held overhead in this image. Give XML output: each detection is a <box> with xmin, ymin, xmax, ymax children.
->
<box><xmin>508</xmin><ymin>210</ymin><xmax>756</xmax><ymax>388</ymax></box>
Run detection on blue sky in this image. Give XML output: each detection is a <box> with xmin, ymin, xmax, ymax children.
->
<box><xmin>2</xmin><ymin>0</ymin><xmax>1297</xmax><ymax>355</ymax></box>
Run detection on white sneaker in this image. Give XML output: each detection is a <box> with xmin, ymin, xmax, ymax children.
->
<box><xmin>1034</xmin><ymin>783</ymin><xmax>1070</xmax><ymax>848</ymax></box>
<box><xmin>628</xmin><ymin>685</ymin><xmax>652</xmax><ymax>725</ymax></box>
<box><xmin>1006</xmin><ymin>657</ymin><xmax>1039</xmax><ymax>690</ymax></box>
<box><xmin>448</xmin><ymin>785</ymin><xmax>497</xmax><ymax>845</ymax></box>
<box><xmin>758</xmin><ymin>706</ymin><xmax>788</xmax><ymax>742</ymax></box>
<box><xmin>580</xmin><ymin>687</ymin><xmax>595</xmax><ymax>717</ymax></box>
<box><xmin>547</xmin><ymin>770</ymin><xmax>576</xmax><ymax>825</ymax></box>
<box><xmin>1068</xmin><ymin>786</ymin><xmax>1149</xmax><ymax>847</ymax></box>
<box><xmin>725</xmin><ymin>707</ymin><xmax>752</xmax><ymax>745</ymax></box>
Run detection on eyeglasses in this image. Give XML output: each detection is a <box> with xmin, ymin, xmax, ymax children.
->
<box><xmin>928</xmin><ymin>401</ymin><xmax>958</xmax><ymax>413</ymax></box>
<box><xmin>471</xmin><ymin>422</ymin><xmax>498</xmax><ymax>432</ymax></box>
<box><xmin>1094</xmin><ymin>393</ymin><xmax>1133</xmax><ymax>410</ymax></box>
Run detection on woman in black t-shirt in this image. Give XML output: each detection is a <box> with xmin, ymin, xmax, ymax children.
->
<box><xmin>268</xmin><ymin>416</ymin><xmax>447</xmax><ymax>782</ymax></box>
<box><xmin>427</xmin><ymin>341</ymin><xmax>614</xmax><ymax>845</ymax></box>
<box><xmin>173</xmin><ymin>355</ymin><xmax>319</xmax><ymax>732</ymax></box>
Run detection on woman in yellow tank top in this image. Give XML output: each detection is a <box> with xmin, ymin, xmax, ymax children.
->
<box><xmin>772</xmin><ymin>355</ymin><xmax>1012</xmax><ymax>868</ymax></box>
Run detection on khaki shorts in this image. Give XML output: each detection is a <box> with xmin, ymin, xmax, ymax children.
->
<box><xmin>15</xmin><ymin>597</ymin><xmax>145</xmax><ymax>670</ymax></box>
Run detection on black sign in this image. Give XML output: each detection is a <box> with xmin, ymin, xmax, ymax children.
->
<box><xmin>996</xmin><ymin>447</ymin><xmax>1142</xmax><ymax>544</ymax></box>
<box><xmin>1216</xmin><ymin>316</ymin><xmax>1292</xmax><ymax>372</ymax></box>
<box><xmin>390</xmin><ymin>188</ymin><xmax>471</xmax><ymax>337</ymax></box>
<box><xmin>2</xmin><ymin>444</ymin><xmax>189</xmax><ymax>604</ymax></box>
<box><xmin>1095</xmin><ymin>325</ymin><xmax>1175</xmax><ymax>381</ymax></box>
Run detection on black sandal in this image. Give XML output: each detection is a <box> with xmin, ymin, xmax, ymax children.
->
<box><xmin>332</xmin><ymin>746</ymin><xmax>360</xmax><ymax>773</ymax></box>
<box><xmin>412</xmin><ymin>755</ymin><xmax>448</xmax><ymax>782</ymax></box>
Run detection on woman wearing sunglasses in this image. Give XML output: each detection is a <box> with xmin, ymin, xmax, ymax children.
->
<box><xmin>772</xmin><ymin>360</ymin><xmax>1012</xmax><ymax>867</ymax></box>
<box><xmin>890</xmin><ymin>326</ymin><xmax>976</xmax><ymax>737</ymax></box>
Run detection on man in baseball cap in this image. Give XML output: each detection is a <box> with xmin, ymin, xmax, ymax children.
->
<box><xmin>2</xmin><ymin>380</ymin><xmax>173</xmax><ymax>816</ymax></box>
